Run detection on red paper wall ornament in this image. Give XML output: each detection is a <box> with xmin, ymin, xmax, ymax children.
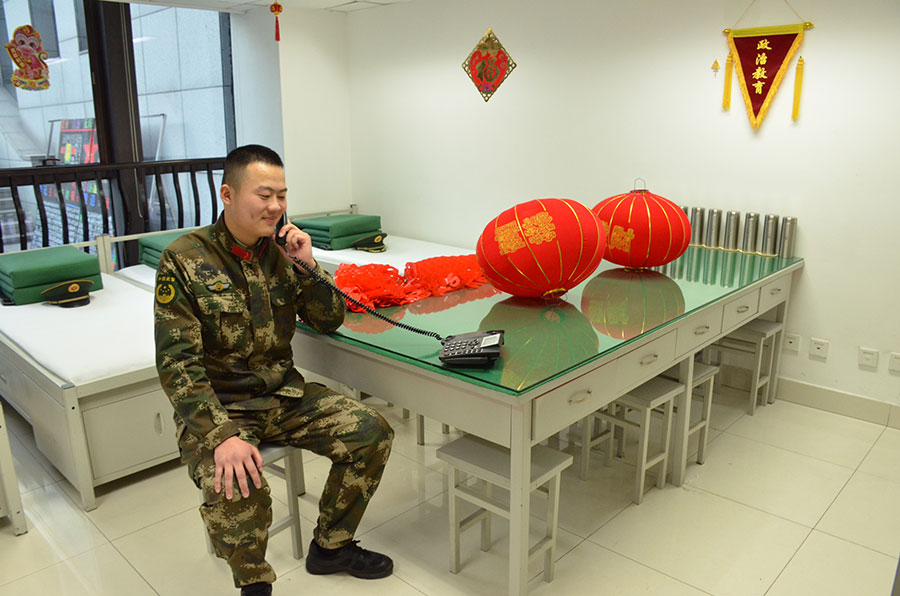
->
<box><xmin>592</xmin><ymin>185</ymin><xmax>690</xmax><ymax>269</ymax></box>
<box><xmin>462</xmin><ymin>28</ymin><xmax>516</xmax><ymax>102</ymax></box>
<box><xmin>269</xmin><ymin>2</ymin><xmax>282</xmax><ymax>42</ymax></box>
<box><xmin>476</xmin><ymin>198</ymin><xmax>606</xmax><ymax>298</ymax></box>
<box><xmin>581</xmin><ymin>269</ymin><xmax>685</xmax><ymax>340</ymax></box>
<box><xmin>4</xmin><ymin>24</ymin><xmax>50</xmax><ymax>90</ymax></box>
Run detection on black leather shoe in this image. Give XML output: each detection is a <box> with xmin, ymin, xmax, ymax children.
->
<box><xmin>240</xmin><ymin>582</ymin><xmax>272</xmax><ymax>596</ymax></box>
<box><xmin>306</xmin><ymin>540</ymin><xmax>393</xmax><ymax>579</ymax></box>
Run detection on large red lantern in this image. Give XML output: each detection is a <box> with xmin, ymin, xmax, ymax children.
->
<box><xmin>476</xmin><ymin>199</ymin><xmax>606</xmax><ymax>298</ymax></box>
<box><xmin>592</xmin><ymin>188</ymin><xmax>690</xmax><ymax>269</ymax></box>
<box><xmin>580</xmin><ymin>269</ymin><xmax>685</xmax><ymax>340</ymax></box>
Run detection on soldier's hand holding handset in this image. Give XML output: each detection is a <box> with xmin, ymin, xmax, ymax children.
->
<box><xmin>274</xmin><ymin>215</ymin><xmax>316</xmax><ymax>273</ymax></box>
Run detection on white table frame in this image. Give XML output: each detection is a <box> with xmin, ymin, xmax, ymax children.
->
<box><xmin>291</xmin><ymin>258</ymin><xmax>802</xmax><ymax>595</ymax></box>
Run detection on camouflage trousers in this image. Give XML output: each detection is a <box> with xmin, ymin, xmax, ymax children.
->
<box><xmin>178</xmin><ymin>382</ymin><xmax>394</xmax><ymax>588</ymax></box>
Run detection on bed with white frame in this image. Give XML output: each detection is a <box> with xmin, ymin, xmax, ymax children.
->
<box><xmin>0</xmin><ymin>204</ymin><xmax>469</xmax><ymax>511</ymax></box>
<box><xmin>0</xmin><ymin>207</ymin><xmax>358</xmax><ymax>511</ymax></box>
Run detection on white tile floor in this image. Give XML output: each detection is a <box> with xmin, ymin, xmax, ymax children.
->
<box><xmin>2</xmin><ymin>388</ymin><xmax>899</xmax><ymax>596</ymax></box>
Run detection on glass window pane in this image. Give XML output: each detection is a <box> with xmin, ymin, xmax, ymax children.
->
<box><xmin>133</xmin><ymin>6</ymin><xmax>234</xmax><ymax>161</ymax></box>
<box><xmin>0</xmin><ymin>0</ymin><xmax>105</xmax><ymax>253</ymax></box>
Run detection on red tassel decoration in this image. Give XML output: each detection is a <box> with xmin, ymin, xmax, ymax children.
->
<box><xmin>270</xmin><ymin>2</ymin><xmax>283</xmax><ymax>42</ymax></box>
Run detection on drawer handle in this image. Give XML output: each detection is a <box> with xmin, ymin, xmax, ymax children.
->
<box><xmin>640</xmin><ymin>353</ymin><xmax>659</xmax><ymax>366</ymax></box>
<box><xmin>154</xmin><ymin>412</ymin><xmax>163</xmax><ymax>436</ymax></box>
<box><xmin>770</xmin><ymin>287</ymin><xmax>782</xmax><ymax>295</ymax></box>
<box><xmin>736</xmin><ymin>305</ymin><xmax>750</xmax><ymax>313</ymax></box>
<box><xmin>568</xmin><ymin>389</ymin><xmax>592</xmax><ymax>405</ymax></box>
<box><xmin>694</xmin><ymin>325</ymin><xmax>710</xmax><ymax>336</ymax></box>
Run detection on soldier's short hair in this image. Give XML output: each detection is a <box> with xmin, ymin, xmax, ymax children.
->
<box><xmin>223</xmin><ymin>145</ymin><xmax>284</xmax><ymax>189</ymax></box>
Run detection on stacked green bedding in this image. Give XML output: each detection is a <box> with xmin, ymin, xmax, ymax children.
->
<box><xmin>0</xmin><ymin>246</ymin><xmax>103</xmax><ymax>305</ymax></box>
<box><xmin>139</xmin><ymin>231</ymin><xmax>189</xmax><ymax>269</ymax></box>
<box><xmin>292</xmin><ymin>214</ymin><xmax>383</xmax><ymax>250</ymax></box>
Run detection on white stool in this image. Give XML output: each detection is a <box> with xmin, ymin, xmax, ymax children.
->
<box><xmin>577</xmin><ymin>409</ymin><xmax>613</xmax><ymax>480</ymax></box>
<box><xmin>707</xmin><ymin>318</ymin><xmax>782</xmax><ymax>414</ymax></box>
<box><xmin>594</xmin><ymin>377</ymin><xmax>683</xmax><ymax>504</ymax></box>
<box><xmin>204</xmin><ymin>443</ymin><xmax>305</xmax><ymax>559</ymax></box>
<box><xmin>436</xmin><ymin>435</ymin><xmax>572</xmax><ymax>583</ymax></box>
<box><xmin>661</xmin><ymin>361</ymin><xmax>720</xmax><ymax>465</ymax></box>
<box><xmin>0</xmin><ymin>402</ymin><xmax>27</xmax><ymax>535</ymax></box>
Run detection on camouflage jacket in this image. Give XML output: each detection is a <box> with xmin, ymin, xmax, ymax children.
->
<box><xmin>154</xmin><ymin>215</ymin><xmax>346</xmax><ymax>450</ymax></box>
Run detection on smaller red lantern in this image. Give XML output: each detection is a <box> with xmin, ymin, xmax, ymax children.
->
<box><xmin>476</xmin><ymin>199</ymin><xmax>606</xmax><ymax>298</ymax></box>
<box><xmin>269</xmin><ymin>2</ymin><xmax>282</xmax><ymax>42</ymax></box>
<box><xmin>592</xmin><ymin>187</ymin><xmax>691</xmax><ymax>269</ymax></box>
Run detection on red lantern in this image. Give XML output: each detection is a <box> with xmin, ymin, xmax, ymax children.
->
<box><xmin>476</xmin><ymin>199</ymin><xmax>606</xmax><ymax>298</ymax></box>
<box><xmin>592</xmin><ymin>189</ymin><xmax>690</xmax><ymax>269</ymax></box>
<box><xmin>580</xmin><ymin>269</ymin><xmax>685</xmax><ymax>340</ymax></box>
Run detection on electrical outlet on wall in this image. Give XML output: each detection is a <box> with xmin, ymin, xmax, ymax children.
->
<box><xmin>784</xmin><ymin>333</ymin><xmax>800</xmax><ymax>352</ymax></box>
<box><xmin>890</xmin><ymin>353</ymin><xmax>900</xmax><ymax>375</ymax></box>
<box><xmin>858</xmin><ymin>347</ymin><xmax>879</xmax><ymax>370</ymax></box>
<box><xmin>809</xmin><ymin>337</ymin><xmax>829</xmax><ymax>360</ymax></box>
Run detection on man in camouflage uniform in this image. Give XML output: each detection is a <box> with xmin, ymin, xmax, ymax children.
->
<box><xmin>154</xmin><ymin>145</ymin><xmax>394</xmax><ymax>596</ymax></box>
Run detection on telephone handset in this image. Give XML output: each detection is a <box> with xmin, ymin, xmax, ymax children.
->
<box><xmin>275</xmin><ymin>215</ymin><xmax>504</xmax><ymax>368</ymax></box>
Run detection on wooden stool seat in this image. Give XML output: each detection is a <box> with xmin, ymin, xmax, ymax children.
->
<box><xmin>436</xmin><ymin>435</ymin><xmax>572</xmax><ymax>583</ymax></box>
<box><xmin>593</xmin><ymin>377</ymin><xmax>683</xmax><ymax>504</ymax></box>
<box><xmin>0</xmin><ymin>403</ymin><xmax>27</xmax><ymax>535</ymax></box>
<box><xmin>709</xmin><ymin>318</ymin><xmax>783</xmax><ymax>414</ymax></box>
<box><xmin>661</xmin><ymin>361</ymin><xmax>720</xmax><ymax>465</ymax></box>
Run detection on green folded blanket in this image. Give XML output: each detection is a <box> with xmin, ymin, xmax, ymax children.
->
<box><xmin>139</xmin><ymin>231</ymin><xmax>188</xmax><ymax>269</ymax></box>
<box><xmin>0</xmin><ymin>273</ymin><xmax>103</xmax><ymax>305</ymax></box>
<box><xmin>292</xmin><ymin>214</ymin><xmax>381</xmax><ymax>238</ymax></box>
<box><xmin>308</xmin><ymin>230</ymin><xmax>385</xmax><ymax>251</ymax></box>
<box><xmin>0</xmin><ymin>245</ymin><xmax>101</xmax><ymax>288</ymax></box>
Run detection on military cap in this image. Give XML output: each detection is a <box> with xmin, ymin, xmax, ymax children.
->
<box><xmin>352</xmin><ymin>233</ymin><xmax>387</xmax><ymax>253</ymax></box>
<box><xmin>41</xmin><ymin>279</ymin><xmax>94</xmax><ymax>307</ymax></box>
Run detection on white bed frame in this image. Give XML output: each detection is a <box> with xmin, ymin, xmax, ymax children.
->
<box><xmin>0</xmin><ymin>206</ymin><xmax>358</xmax><ymax>511</ymax></box>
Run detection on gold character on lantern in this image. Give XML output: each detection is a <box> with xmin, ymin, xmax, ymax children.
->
<box><xmin>609</xmin><ymin>225</ymin><xmax>635</xmax><ymax>252</ymax></box>
<box><xmin>494</xmin><ymin>220</ymin><xmax>526</xmax><ymax>255</ymax></box>
<box><xmin>757</xmin><ymin>39</ymin><xmax>772</xmax><ymax>51</ymax></box>
<box><xmin>753</xmin><ymin>80</ymin><xmax>765</xmax><ymax>94</ymax></box>
<box><xmin>752</xmin><ymin>66</ymin><xmax>768</xmax><ymax>80</ymax></box>
<box><xmin>755</xmin><ymin>53</ymin><xmax>768</xmax><ymax>65</ymax></box>
<box><xmin>521</xmin><ymin>211</ymin><xmax>556</xmax><ymax>245</ymax></box>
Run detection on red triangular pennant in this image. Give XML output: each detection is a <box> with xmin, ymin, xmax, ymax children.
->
<box><xmin>726</xmin><ymin>25</ymin><xmax>805</xmax><ymax>129</ymax></box>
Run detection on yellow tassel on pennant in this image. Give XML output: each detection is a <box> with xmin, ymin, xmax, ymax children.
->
<box><xmin>792</xmin><ymin>56</ymin><xmax>804</xmax><ymax>121</ymax></box>
<box><xmin>722</xmin><ymin>52</ymin><xmax>733</xmax><ymax>111</ymax></box>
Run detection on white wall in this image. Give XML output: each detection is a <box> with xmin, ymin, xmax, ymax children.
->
<box><xmin>231</xmin><ymin>6</ymin><xmax>284</xmax><ymax>157</ymax></box>
<box><xmin>279</xmin><ymin>0</ymin><xmax>900</xmax><ymax>406</ymax></box>
<box><xmin>277</xmin><ymin>7</ymin><xmax>352</xmax><ymax>215</ymax></box>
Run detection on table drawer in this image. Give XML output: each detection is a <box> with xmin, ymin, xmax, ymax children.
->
<box><xmin>532</xmin><ymin>362</ymin><xmax>617</xmax><ymax>442</ymax></box>
<box><xmin>759</xmin><ymin>275</ymin><xmax>790</xmax><ymax>313</ymax></box>
<box><xmin>675</xmin><ymin>305</ymin><xmax>723</xmax><ymax>357</ymax></box>
<box><xmin>615</xmin><ymin>330</ymin><xmax>677</xmax><ymax>394</ymax></box>
<box><xmin>722</xmin><ymin>289</ymin><xmax>760</xmax><ymax>331</ymax></box>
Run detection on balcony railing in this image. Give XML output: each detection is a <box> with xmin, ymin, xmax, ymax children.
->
<box><xmin>0</xmin><ymin>158</ymin><xmax>224</xmax><ymax>264</ymax></box>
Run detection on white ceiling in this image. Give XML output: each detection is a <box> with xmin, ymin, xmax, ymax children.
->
<box><xmin>120</xmin><ymin>0</ymin><xmax>413</xmax><ymax>15</ymax></box>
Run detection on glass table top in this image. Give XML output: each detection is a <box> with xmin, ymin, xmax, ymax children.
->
<box><xmin>303</xmin><ymin>246</ymin><xmax>802</xmax><ymax>397</ymax></box>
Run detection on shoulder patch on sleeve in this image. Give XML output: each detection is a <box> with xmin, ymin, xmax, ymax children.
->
<box><xmin>156</xmin><ymin>275</ymin><xmax>178</xmax><ymax>304</ymax></box>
